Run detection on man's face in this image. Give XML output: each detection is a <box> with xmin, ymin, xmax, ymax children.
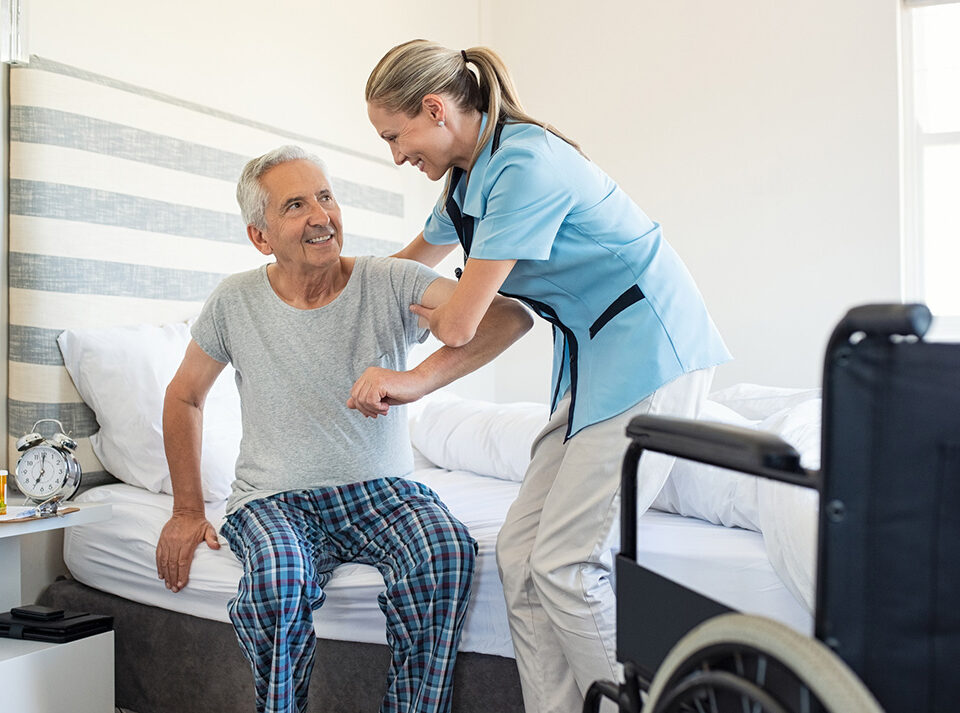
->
<box><xmin>254</xmin><ymin>159</ymin><xmax>343</xmax><ymax>268</ymax></box>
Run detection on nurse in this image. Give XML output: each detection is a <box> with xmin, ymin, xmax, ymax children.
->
<box><xmin>366</xmin><ymin>40</ymin><xmax>731</xmax><ymax>712</ymax></box>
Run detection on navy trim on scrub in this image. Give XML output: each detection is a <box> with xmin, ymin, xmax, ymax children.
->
<box><xmin>444</xmin><ymin>168</ymin><xmax>474</xmax><ymax>256</ymax></box>
<box><xmin>589</xmin><ymin>284</ymin><xmax>645</xmax><ymax>339</ymax></box>
<box><xmin>498</xmin><ymin>288</ymin><xmax>579</xmax><ymax>441</ymax></box>
<box><xmin>444</xmin><ymin>120</ymin><xmax>583</xmax><ymax>440</ymax></box>
<box><xmin>444</xmin><ymin>121</ymin><xmax>506</xmax><ymax>259</ymax></box>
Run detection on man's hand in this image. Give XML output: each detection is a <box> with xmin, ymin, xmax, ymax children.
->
<box><xmin>156</xmin><ymin>511</ymin><xmax>220</xmax><ymax>593</ymax></box>
<box><xmin>348</xmin><ymin>366</ymin><xmax>428</xmax><ymax>418</ymax></box>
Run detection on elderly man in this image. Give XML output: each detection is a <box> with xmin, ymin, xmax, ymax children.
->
<box><xmin>156</xmin><ymin>145</ymin><xmax>532</xmax><ymax>713</ymax></box>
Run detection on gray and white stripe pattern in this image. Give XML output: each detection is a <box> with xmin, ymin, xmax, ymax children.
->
<box><xmin>7</xmin><ymin>56</ymin><xmax>415</xmax><ymax>488</ymax></box>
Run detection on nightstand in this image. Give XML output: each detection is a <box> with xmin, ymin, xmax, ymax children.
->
<box><xmin>0</xmin><ymin>503</ymin><xmax>114</xmax><ymax>712</ymax></box>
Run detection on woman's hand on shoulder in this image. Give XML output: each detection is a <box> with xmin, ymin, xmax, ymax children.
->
<box><xmin>412</xmin><ymin>259</ymin><xmax>517</xmax><ymax>347</ymax></box>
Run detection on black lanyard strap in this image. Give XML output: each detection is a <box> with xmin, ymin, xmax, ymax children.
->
<box><xmin>444</xmin><ymin>168</ymin><xmax>474</xmax><ymax>256</ymax></box>
<box><xmin>444</xmin><ymin>120</ymin><xmax>507</xmax><ymax>260</ymax></box>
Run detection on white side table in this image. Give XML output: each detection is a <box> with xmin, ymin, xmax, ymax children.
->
<box><xmin>0</xmin><ymin>503</ymin><xmax>114</xmax><ymax>713</ymax></box>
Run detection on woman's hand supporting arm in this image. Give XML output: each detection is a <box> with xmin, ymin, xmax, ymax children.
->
<box><xmin>410</xmin><ymin>257</ymin><xmax>517</xmax><ymax>347</ymax></box>
<box><xmin>348</xmin><ymin>274</ymin><xmax>532</xmax><ymax>417</ymax></box>
<box><xmin>405</xmin><ymin>274</ymin><xmax>532</xmax><ymax>394</ymax></box>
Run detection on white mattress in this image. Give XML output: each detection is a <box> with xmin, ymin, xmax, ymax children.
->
<box><xmin>636</xmin><ymin>509</ymin><xmax>812</xmax><ymax>635</ymax></box>
<box><xmin>65</xmin><ymin>467</ymin><xmax>811</xmax><ymax>660</ymax></box>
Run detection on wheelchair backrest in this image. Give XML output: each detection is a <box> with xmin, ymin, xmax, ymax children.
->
<box><xmin>816</xmin><ymin>305</ymin><xmax>959</xmax><ymax>713</ymax></box>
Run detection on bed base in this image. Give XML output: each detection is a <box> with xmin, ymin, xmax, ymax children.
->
<box><xmin>38</xmin><ymin>578</ymin><xmax>524</xmax><ymax>713</ymax></box>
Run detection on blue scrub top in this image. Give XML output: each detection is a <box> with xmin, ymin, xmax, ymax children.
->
<box><xmin>423</xmin><ymin>116</ymin><xmax>731</xmax><ymax>439</ymax></box>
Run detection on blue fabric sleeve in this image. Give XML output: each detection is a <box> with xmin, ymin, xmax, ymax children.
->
<box><xmin>469</xmin><ymin>147</ymin><xmax>573</xmax><ymax>261</ymax></box>
<box><xmin>422</xmin><ymin>190</ymin><xmax>461</xmax><ymax>246</ymax></box>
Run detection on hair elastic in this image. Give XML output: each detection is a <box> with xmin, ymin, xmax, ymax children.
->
<box><xmin>461</xmin><ymin>49</ymin><xmax>468</xmax><ymax>63</ymax></box>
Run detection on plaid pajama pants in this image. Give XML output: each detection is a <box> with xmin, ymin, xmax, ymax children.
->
<box><xmin>220</xmin><ymin>477</ymin><xmax>477</xmax><ymax>713</ymax></box>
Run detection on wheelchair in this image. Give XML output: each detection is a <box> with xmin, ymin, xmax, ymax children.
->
<box><xmin>586</xmin><ymin>304</ymin><xmax>960</xmax><ymax>713</ymax></box>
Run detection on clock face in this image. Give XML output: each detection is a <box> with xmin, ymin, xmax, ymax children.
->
<box><xmin>16</xmin><ymin>445</ymin><xmax>69</xmax><ymax>498</ymax></box>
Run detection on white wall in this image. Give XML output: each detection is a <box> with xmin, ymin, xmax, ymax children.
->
<box><xmin>22</xmin><ymin>0</ymin><xmax>553</xmax><ymax>405</ymax></box>
<box><xmin>24</xmin><ymin>1</ymin><xmax>482</xmax><ymax>238</ymax></box>
<box><xmin>14</xmin><ymin>0</ymin><xmax>493</xmax><ymax>603</ymax></box>
<box><xmin>26</xmin><ymin>2</ymin><xmax>475</xmax><ymax>168</ymax></box>
<box><xmin>482</xmin><ymin>0</ymin><xmax>903</xmax><ymax>389</ymax></box>
<box><xmin>23</xmin><ymin>0</ymin><xmax>904</xmax><ymax>397</ymax></box>
<box><xmin>9</xmin><ymin>0</ymin><xmax>906</xmax><ymax>598</ymax></box>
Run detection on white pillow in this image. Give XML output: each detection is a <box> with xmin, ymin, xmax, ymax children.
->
<box><xmin>652</xmin><ymin>400</ymin><xmax>763</xmax><ymax>530</ymax></box>
<box><xmin>58</xmin><ymin>321</ymin><xmax>241</xmax><ymax>502</ymax></box>
<box><xmin>651</xmin><ymin>393</ymin><xmax>821</xmax><ymax>612</ymax></box>
<box><xmin>709</xmin><ymin>382</ymin><xmax>822</xmax><ymax>421</ymax></box>
<box><xmin>755</xmin><ymin>399</ymin><xmax>822</xmax><ymax>612</ymax></box>
<box><xmin>409</xmin><ymin>393</ymin><xmax>549</xmax><ymax>481</ymax></box>
<box><xmin>652</xmin><ymin>394</ymin><xmax>823</xmax><ymax>532</ymax></box>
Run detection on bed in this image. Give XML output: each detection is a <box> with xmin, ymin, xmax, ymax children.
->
<box><xmin>42</xmin><ymin>338</ymin><xmax>822</xmax><ymax>713</ymax></box>
<box><xmin>47</xmin><ymin>389</ymin><xmax>820</xmax><ymax>713</ymax></box>
<box><xmin>7</xmin><ymin>56</ymin><xmax>820</xmax><ymax>713</ymax></box>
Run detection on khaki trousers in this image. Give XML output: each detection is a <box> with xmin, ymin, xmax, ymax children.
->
<box><xmin>496</xmin><ymin>368</ymin><xmax>714</xmax><ymax>713</ymax></box>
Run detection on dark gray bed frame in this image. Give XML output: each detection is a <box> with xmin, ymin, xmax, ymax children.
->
<box><xmin>39</xmin><ymin>578</ymin><xmax>524</xmax><ymax>713</ymax></box>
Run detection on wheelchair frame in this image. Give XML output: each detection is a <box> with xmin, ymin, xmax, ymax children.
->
<box><xmin>586</xmin><ymin>304</ymin><xmax>959</xmax><ymax>712</ymax></box>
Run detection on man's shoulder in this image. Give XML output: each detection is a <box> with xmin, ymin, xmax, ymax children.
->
<box><xmin>197</xmin><ymin>267</ymin><xmax>266</xmax><ymax>328</ymax></box>
<box><xmin>207</xmin><ymin>265</ymin><xmax>265</xmax><ymax>300</ymax></box>
<box><xmin>222</xmin><ymin>265</ymin><xmax>265</xmax><ymax>288</ymax></box>
<box><xmin>357</xmin><ymin>255</ymin><xmax>440</xmax><ymax>284</ymax></box>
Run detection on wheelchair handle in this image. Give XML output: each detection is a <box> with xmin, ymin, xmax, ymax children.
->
<box><xmin>829</xmin><ymin>303</ymin><xmax>931</xmax><ymax>349</ymax></box>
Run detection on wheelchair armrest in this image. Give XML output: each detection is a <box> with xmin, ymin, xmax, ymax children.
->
<box><xmin>625</xmin><ymin>415</ymin><xmax>812</xmax><ymax>484</ymax></box>
<box><xmin>620</xmin><ymin>415</ymin><xmax>819</xmax><ymax>560</ymax></box>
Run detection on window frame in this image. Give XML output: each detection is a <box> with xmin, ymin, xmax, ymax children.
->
<box><xmin>901</xmin><ymin>0</ymin><xmax>960</xmax><ymax>339</ymax></box>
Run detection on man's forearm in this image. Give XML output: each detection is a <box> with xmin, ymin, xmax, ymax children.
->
<box><xmin>411</xmin><ymin>298</ymin><xmax>533</xmax><ymax>394</ymax></box>
<box><xmin>162</xmin><ymin>390</ymin><xmax>207</xmax><ymax>515</ymax></box>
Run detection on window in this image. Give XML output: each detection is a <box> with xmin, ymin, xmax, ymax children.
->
<box><xmin>902</xmin><ymin>0</ymin><xmax>960</xmax><ymax>337</ymax></box>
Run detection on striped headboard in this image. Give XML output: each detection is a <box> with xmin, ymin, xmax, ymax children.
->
<box><xmin>7</xmin><ymin>56</ymin><xmax>417</xmax><ymax>489</ymax></box>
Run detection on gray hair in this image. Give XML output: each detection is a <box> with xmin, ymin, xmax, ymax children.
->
<box><xmin>236</xmin><ymin>145</ymin><xmax>328</xmax><ymax>230</ymax></box>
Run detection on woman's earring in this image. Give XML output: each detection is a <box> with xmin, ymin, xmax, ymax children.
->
<box><xmin>437</xmin><ymin>120</ymin><xmax>446</xmax><ymax>128</ymax></box>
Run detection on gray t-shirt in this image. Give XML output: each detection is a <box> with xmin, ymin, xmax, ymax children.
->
<box><xmin>191</xmin><ymin>256</ymin><xmax>439</xmax><ymax>514</ymax></box>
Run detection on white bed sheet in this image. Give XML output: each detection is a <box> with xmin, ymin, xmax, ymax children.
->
<box><xmin>65</xmin><ymin>467</ymin><xmax>811</xmax><ymax>661</ymax></box>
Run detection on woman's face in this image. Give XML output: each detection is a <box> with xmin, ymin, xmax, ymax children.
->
<box><xmin>367</xmin><ymin>102</ymin><xmax>453</xmax><ymax>181</ymax></box>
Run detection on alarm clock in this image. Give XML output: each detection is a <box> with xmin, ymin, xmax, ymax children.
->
<box><xmin>15</xmin><ymin>419</ymin><xmax>82</xmax><ymax>503</ymax></box>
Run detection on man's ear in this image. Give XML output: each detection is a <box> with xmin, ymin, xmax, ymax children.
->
<box><xmin>422</xmin><ymin>94</ymin><xmax>445</xmax><ymax>123</ymax></box>
<box><xmin>247</xmin><ymin>225</ymin><xmax>273</xmax><ymax>255</ymax></box>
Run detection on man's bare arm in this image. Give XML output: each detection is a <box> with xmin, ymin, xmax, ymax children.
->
<box><xmin>156</xmin><ymin>340</ymin><xmax>227</xmax><ymax>592</ymax></box>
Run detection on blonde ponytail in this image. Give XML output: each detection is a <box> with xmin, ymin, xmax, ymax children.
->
<box><xmin>366</xmin><ymin>39</ymin><xmax>585</xmax><ymax>184</ymax></box>
<box><xmin>461</xmin><ymin>46</ymin><xmax>583</xmax><ymax>168</ymax></box>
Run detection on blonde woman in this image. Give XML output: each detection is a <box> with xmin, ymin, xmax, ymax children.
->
<box><xmin>367</xmin><ymin>40</ymin><xmax>730</xmax><ymax>712</ymax></box>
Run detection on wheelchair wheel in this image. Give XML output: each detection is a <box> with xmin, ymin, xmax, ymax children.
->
<box><xmin>643</xmin><ymin>614</ymin><xmax>882</xmax><ymax>713</ymax></box>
